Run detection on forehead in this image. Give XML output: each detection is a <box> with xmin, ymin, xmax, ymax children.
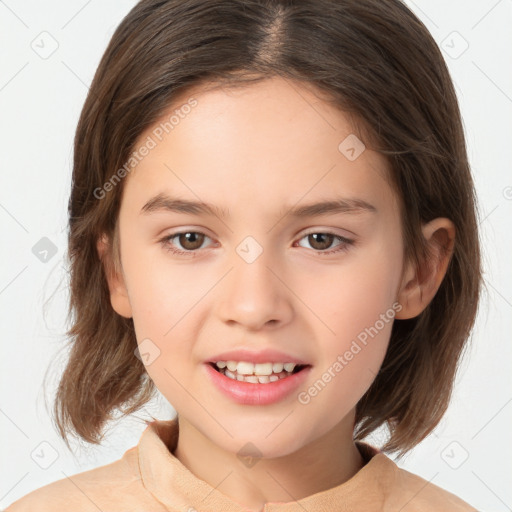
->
<box><xmin>124</xmin><ymin>76</ymin><xmax>397</xmax><ymax>219</ymax></box>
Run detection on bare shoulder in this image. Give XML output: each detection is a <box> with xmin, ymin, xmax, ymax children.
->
<box><xmin>4</xmin><ymin>446</ymin><xmax>163</xmax><ymax>512</ymax></box>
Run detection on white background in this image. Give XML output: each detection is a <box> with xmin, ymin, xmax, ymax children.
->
<box><xmin>0</xmin><ymin>0</ymin><xmax>511</xmax><ymax>510</ymax></box>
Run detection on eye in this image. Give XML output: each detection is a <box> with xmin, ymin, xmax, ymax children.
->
<box><xmin>295</xmin><ymin>231</ymin><xmax>354</xmax><ymax>255</ymax></box>
<box><xmin>159</xmin><ymin>231</ymin><xmax>213</xmax><ymax>256</ymax></box>
<box><xmin>159</xmin><ymin>230</ymin><xmax>354</xmax><ymax>257</ymax></box>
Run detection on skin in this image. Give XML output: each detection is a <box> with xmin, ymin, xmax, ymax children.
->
<box><xmin>98</xmin><ymin>76</ymin><xmax>455</xmax><ymax>512</ymax></box>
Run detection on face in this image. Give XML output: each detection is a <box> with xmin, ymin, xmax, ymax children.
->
<box><xmin>106</xmin><ymin>76</ymin><xmax>410</xmax><ymax>458</ymax></box>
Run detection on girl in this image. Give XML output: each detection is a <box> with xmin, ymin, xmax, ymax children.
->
<box><xmin>6</xmin><ymin>0</ymin><xmax>482</xmax><ymax>510</ymax></box>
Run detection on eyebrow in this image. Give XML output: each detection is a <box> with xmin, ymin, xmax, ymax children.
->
<box><xmin>140</xmin><ymin>193</ymin><xmax>377</xmax><ymax>219</ymax></box>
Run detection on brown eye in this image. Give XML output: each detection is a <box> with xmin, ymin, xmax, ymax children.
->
<box><xmin>306</xmin><ymin>233</ymin><xmax>335</xmax><ymax>251</ymax></box>
<box><xmin>160</xmin><ymin>230</ymin><xmax>214</xmax><ymax>257</ymax></box>
<box><xmin>176</xmin><ymin>232</ymin><xmax>205</xmax><ymax>251</ymax></box>
<box><xmin>296</xmin><ymin>232</ymin><xmax>354</xmax><ymax>255</ymax></box>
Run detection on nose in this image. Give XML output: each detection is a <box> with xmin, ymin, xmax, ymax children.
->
<box><xmin>216</xmin><ymin>246</ymin><xmax>294</xmax><ymax>331</ymax></box>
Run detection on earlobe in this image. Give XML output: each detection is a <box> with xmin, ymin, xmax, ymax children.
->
<box><xmin>96</xmin><ymin>234</ymin><xmax>133</xmax><ymax>319</ymax></box>
<box><xmin>395</xmin><ymin>218</ymin><xmax>455</xmax><ymax>320</ymax></box>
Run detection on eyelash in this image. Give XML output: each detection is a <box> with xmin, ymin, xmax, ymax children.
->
<box><xmin>158</xmin><ymin>230</ymin><xmax>354</xmax><ymax>257</ymax></box>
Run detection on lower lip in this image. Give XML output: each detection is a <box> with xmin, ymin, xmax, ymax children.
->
<box><xmin>204</xmin><ymin>363</ymin><xmax>312</xmax><ymax>406</ymax></box>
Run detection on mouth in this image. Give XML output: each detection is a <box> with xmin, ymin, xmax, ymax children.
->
<box><xmin>204</xmin><ymin>358</ymin><xmax>313</xmax><ymax>405</ymax></box>
<box><xmin>207</xmin><ymin>361</ymin><xmax>311</xmax><ymax>384</ymax></box>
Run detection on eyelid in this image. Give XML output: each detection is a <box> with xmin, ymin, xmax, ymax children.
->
<box><xmin>159</xmin><ymin>226</ymin><xmax>356</xmax><ymax>257</ymax></box>
<box><xmin>299</xmin><ymin>226</ymin><xmax>356</xmax><ymax>238</ymax></box>
<box><xmin>159</xmin><ymin>226</ymin><xmax>355</xmax><ymax>243</ymax></box>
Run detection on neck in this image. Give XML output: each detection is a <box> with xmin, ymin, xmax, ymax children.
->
<box><xmin>173</xmin><ymin>413</ymin><xmax>364</xmax><ymax>512</ymax></box>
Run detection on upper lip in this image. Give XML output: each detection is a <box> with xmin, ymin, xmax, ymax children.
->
<box><xmin>206</xmin><ymin>348</ymin><xmax>311</xmax><ymax>365</ymax></box>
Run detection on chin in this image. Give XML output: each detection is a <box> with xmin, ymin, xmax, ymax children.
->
<box><xmin>218</xmin><ymin>421</ymin><xmax>314</xmax><ymax>460</ymax></box>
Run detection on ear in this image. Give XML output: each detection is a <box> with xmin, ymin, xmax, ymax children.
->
<box><xmin>96</xmin><ymin>234</ymin><xmax>133</xmax><ymax>318</ymax></box>
<box><xmin>395</xmin><ymin>218</ymin><xmax>455</xmax><ymax>320</ymax></box>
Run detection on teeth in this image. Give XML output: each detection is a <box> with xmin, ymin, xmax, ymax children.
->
<box><xmin>223</xmin><ymin>369</ymin><xmax>290</xmax><ymax>383</ymax></box>
<box><xmin>254</xmin><ymin>363</ymin><xmax>273</xmax><ymax>375</ymax></box>
<box><xmin>214</xmin><ymin>360</ymin><xmax>305</xmax><ymax>384</ymax></box>
<box><xmin>215</xmin><ymin>360</ymin><xmax>297</xmax><ymax>375</ymax></box>
<box><xmin>236</xmin><ymin>361</ymin><xmax>255</xmax><ymax>375</ymax></box>
<box><xmin>226</xmin><ymin>361</ymin><xmax>237</xmax><ymax>371</ymax></box>
<box><xmin>272</xmin><ymin>363</ymin><xmax>284</xmax><ymax>373</ymax></box>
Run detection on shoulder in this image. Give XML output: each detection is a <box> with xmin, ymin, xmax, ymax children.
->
<box><xmin>4</xmin><ymin>446</ymin><xmax>163</xmax><ymax>512</ymax></box>
<box><xmin>356</xmin><ymin>443</ymin><xmax>477</xmax><ymax>511</ymax></box>
<box><xmin>379</xmin><ymin>455</ymin><xmax>478</xmax><ymax>511</ymax></box>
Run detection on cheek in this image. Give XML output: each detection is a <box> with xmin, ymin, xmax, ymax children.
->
<box><xmin>295</xmin><ymin>238</ymin><xmax>402</xmax><ymax>399</ymax></box>
<box><xmin>120</xmin><ymin>244</ymin><xmax>202</xmax><ymax>384</ymax></box>
<box><xmin>122</xmin><ymin>244</ymin><xmax>228</xmax><ymax>400</ymax></box>
<box><xmin>305</xmin><ymin>245</ymin><xmax>401</xmax><ymax>345</ymax></box>
<box><xmin>125</xmin><ymin>258</ymin><xmax>200</xmax><ymax>408</ymax></box>
<box><xmin>124</xmin><ymin>242</ymin><xmax>208</xmax><ymax>335</ymax></box>
<box><xmin>296</xmin><ymin>274</ymin><xmax>396</xmax><ymax>419</ymax></box>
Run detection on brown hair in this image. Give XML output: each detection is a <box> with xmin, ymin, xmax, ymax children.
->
<box><xmin>52</xmin><ymin>0</ymin><xmax>482</xmax><ymax>454</ymax></box>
